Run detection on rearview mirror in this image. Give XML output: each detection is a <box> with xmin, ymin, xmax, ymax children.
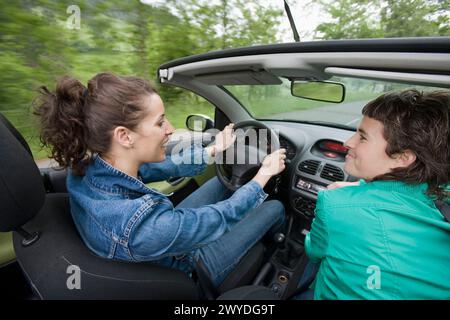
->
<box><xmin>291</xmin><ymin>80</ymin><xmax>345</xmax><ymax>103</ymax></box>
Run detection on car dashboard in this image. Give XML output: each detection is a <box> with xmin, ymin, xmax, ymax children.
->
<box><xmin>266</xmin><ymin>121</ymin><xmax>357</xmax><ymax>220</ymax></box>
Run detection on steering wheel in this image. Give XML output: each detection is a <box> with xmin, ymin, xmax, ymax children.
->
<box><xmin>215</xmin><ymin>120</ymin><xmax>280</xmax><ymax>191</ymax></box>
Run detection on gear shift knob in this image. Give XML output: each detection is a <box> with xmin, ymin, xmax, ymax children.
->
<box><xmin>274</xmin><ymin>232</ymin><xmax>286</xmax><ymax>248</ymax></box>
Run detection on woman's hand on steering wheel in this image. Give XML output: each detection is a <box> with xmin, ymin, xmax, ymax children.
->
<box><xmin>252</xmin><ymin>148</ymin><xmax>287</xmax><ymax>188</ymax></box>
<box><xmin>215</xmin><ymin>120</ymin><xmax>283</xmax><ymax>191</ymax></box>
<box><xmin>206</xmin><ymin>123</ymin><xmax>236</xmax><ymax>157</ymax></box>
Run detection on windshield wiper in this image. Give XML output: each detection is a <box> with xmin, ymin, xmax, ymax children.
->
<box><xmin>284</xmin><ymin>0</ymin><xmax>300</xmax><ymax>42</ymax></box>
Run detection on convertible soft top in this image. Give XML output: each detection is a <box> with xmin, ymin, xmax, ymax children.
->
<box><xmin>159</xmin><ymin>37</ymin><xmax>450</xmax><ymax>69</ymax></box>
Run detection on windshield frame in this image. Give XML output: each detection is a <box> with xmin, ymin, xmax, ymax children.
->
<box><xmin>222</xmin><ymin>75</ymin><xmax>450</xmax><ymax>130</ymax></box>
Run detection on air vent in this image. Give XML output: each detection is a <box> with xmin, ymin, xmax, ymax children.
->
<box><xmin>298</xmin><ymin>160</ymin><xmax>320</xmax><ymax>175</ymax></box>
<box><xmin>320</xmin><ymin>164</ymin><xmax>345</xmax><ymax>182</ymax></box>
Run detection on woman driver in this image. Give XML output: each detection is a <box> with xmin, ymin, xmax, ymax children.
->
<box><xmin>34</xmin><ymin>72</ymin><xmax>286</xmax><ymax>288</ymax></box>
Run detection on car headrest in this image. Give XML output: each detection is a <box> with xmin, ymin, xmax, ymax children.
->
<box><xmin>0</xmin><ymin>114</ymin><xmax>46</xmax><ymax>232</ymax></box>
<box><xmin>0</xmin><ymin>113</ymin><xmax>33</xmax><ymax>156</ymax></box>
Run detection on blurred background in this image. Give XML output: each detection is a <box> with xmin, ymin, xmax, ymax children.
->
<box><xmin>0</xmin><ymin>0</ymin><xmax>449</xmax><ymax>159</ymax></box>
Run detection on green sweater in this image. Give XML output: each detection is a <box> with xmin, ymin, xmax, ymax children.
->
<box><xmin>305</xmin><ymin>180</ymin><xmax>450</xmax><ymax>300</ymax></box>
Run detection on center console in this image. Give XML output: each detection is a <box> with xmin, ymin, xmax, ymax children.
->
<box><xmin>253</xmin><ymin>215</ymin><xmax>311</xmax><ymax>298</ymax></box>
<box><xmin>291</xmin><ymin>175</ymin><xmax>326</xmax><ymax>219</ymax></box>
<box><xmin>257</xmin><ymin>149</ymin><xmax>351</xmax><ymax>297</ymax></box>
<box><xmin>267</xmin><ymin>235</ymin><xmax>309</xmax><ymax>298</ymax></box>
<box><xmin>253</xmin><ymin>173</ymin><xmax>331</xmax><ymax>298</ymax></box>
<box><xmin>251</xmin><ymin>139</ymin><xmax>354</xmax><ymax>298</ymax></box>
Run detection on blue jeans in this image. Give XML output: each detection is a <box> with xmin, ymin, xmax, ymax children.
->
<box><xmin>175</xmin><ymin>177</ymin><xmax>285</xmax><ymax>287</ymax></box>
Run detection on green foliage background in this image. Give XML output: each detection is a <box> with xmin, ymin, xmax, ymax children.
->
<box><xmin>0</xmin><ymin>0</ymin><xmax>448</xmax><ymax>159</ymax></box>
<box><xmin>315</xmin><ymin>0</ymin><xmax>449</xmax><ymax>39</ymax></box>
<box><xmin>0</xmin><ymin>0</ymin><xmax>283</xmax><ymax>159</ymax></box>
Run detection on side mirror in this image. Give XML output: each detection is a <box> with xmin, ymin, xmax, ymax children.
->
<box><xmin>291</xmin><ymin>80</ymin><xmax>345</xmax><ymax>103</ymax></box>
<box><xmin>186</xmin><ymin>114</ymin><xmax>214</xmax><ymax>132</ymax></box>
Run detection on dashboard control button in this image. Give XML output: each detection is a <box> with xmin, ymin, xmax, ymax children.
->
<box><xmin>324</xmin><ymin>151</ymin><xmax>338</xmax><ymax>158</ymax></box>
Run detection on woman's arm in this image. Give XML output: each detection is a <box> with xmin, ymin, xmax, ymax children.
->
<box><xmin>130</xmin><ymin>147</ymin><xmax>286</xmax><ymax>260</ymax></box>
<box><xmin>138</xmin><ymin>124</ymin><xmax>237</xmax><ymax>183</ymax></box>
<box><xmin>128</xmin><ymin>179</ymin><xmax>268</xmax><ymax>260</ymax></box>
<box><xmin>138</xmin><ymin>143</ymin><xmax>208</xmax><ymax>183</ymax></box>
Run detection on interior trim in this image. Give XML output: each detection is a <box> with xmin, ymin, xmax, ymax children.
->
<box><xmin>325</xmin><ymin>67</ymin><xmax>450</xmax><ymax>87</ymax></box>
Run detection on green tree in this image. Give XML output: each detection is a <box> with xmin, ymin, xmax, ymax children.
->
<box><xmin>231</xmin><ymin>1</ymin><xmax>283</xmax><ymax>47</ymax></box>
<box><xmin>164</xmin><ymin>0</ymin><xmax>283</xmax><ymax>50</ymax></box>
<box><xmin>314</xmin><ymin>0</ymin><xmax>450</xmax><ymax>39</ymax></box>
<box><xmin>0</xmin><ymin>0</ymin><xmax>85</xmax><ymax>157</ymax></box>
<box><xmin>0</xmin><ymin>0</ymin><xmax>286</xmax><ymax>158</ymax></box>
<box><xmin>381</xmin><ymin>0</ymin><xmax>450</xmax><ymax>37</ymax></box>
<box><xmin>315</xmin><ymin>0</ymin><xmax>382</xmax><ymax>39</ymax></box>
<box><xmin>143</xmin><ymin>0</ymin><xmax>284</xmax><ymax>102</ymax></box>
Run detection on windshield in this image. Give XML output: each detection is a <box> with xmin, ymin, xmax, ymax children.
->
<box><xmin>225</xmin><ymin>77</ymin><xmax>449</xmax><ymax>129</ymax></box>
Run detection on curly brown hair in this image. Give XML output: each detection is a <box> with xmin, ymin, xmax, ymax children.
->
<box><xmin>362</xmin><ymin>89</ymin><xmax>449</xmax><ymax>200</ymax></box>
<box><xmin>33</xmin><ymin>72</ymin><xmax>157</xmax><ymax>175</ymax></box>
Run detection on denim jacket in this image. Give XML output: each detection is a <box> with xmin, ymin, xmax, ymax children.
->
<box><xmin>67</xmin><ymin>144</ymin><xmax>267</xmax><ymax>272</ymax></box>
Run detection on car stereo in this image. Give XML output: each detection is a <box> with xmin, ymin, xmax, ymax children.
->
<box><xmin>295</xmin><ymin>176</ymin><xmax>326</xmax><ymax>195</ymax></box>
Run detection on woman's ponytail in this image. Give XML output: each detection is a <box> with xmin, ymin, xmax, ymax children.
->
<box><xmin>34</xmin><ymin>76</ymin><xmax>89</xmax><ymax>175</ymax></box>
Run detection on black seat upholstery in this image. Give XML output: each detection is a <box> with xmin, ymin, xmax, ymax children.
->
<box><xmin>217</xmin><ymin>285</ymin><xmax>279</xmax><ymax>300</ymax></box>
<box><xmin>0</xmin><ymin>113</ymin><xmax>32</xmax><ymax>156</ymax></box>
<box><xmin>15</xmin><ymin>193</ymin><xmax>199</xmax><ymax>299</ymax></box>
<box><xmin>0</xmin><ymin>113</ymin><xmax>264</xmax><ymax>299</ymax></box>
